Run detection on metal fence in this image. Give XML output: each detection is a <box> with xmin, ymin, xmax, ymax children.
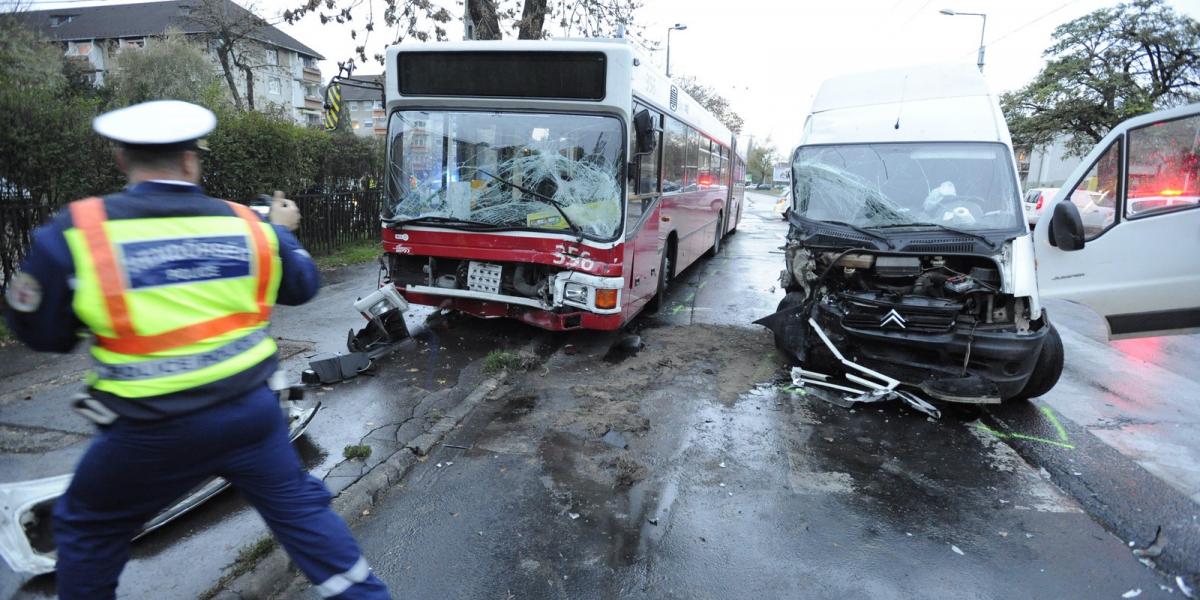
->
<box><xmin>292</xmin><ymin>190</ymin><xmax>384</xmax><ymax>256</ymax></box>
<box><xmin>0</xmin><ymin>191</ymin><xmax>385</xmax><ymax>295</ymax></box>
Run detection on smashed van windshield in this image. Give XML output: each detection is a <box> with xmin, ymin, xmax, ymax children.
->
<box><xmin>385</xmin><ymin>110</ymin><xmax>624</xmax><ymax>239</ymax></box>
<box><xmin>793</xmin><ymin>142</ymin><xmax>1022</xmax><ymax>232</ymax></box>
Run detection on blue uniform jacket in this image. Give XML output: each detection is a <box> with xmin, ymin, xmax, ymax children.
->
<box><xmin>3</xmin><ymin>181</ymin><xmax>320</xmax><ymax>419</ymax></box>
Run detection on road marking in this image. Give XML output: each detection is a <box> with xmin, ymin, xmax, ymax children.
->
<box><xmin>974</xmin><ymin>423</ymin><xmax>1075</xmax><ymax>449</ymax></box>
<box><xmin>1040</xmin><ymin>405</ymin><xmax>1071</xmax><ymax>443</ymax></box>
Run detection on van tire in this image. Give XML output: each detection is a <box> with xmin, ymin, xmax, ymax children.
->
<box><xmin>1009</xmin><ymin>323</ymin><xmax>1064</xmax><ymax>402</ymax></box>
<box><xmin>772</xmin><ymin>292</ymin><xmax>806</xmax><ymax>355</ymax></box>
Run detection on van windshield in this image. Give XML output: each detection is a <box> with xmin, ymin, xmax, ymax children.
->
<box><xmin>793</xmin><ymin>142</ymin><xmax>1022</xmax><ymax>232</ymax></box>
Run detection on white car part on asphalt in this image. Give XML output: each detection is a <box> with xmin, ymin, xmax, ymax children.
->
<box><xmin>789</xmin><ymin>318</ymin><xmax>942</xmax><ymax>419</ymax></box>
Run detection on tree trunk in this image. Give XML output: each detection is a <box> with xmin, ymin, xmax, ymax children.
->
<box><xmin>467</xmin><ymin>0</ymin><xmax>501</xmax><ymax>40</ymax></box>
<box><xmin>216</xmin><ymin>47</ymin><xmax>244</xmax><ymax>110</ymax></box>
<box><xmin>242</xmin><ymin>64</ymin><xmax>255</xmax><ymax>111</ymax></box>
<box><xmin>518</xmin><ymin>0</ymin><xmax>548</xmax><ymax>40</ymax></box>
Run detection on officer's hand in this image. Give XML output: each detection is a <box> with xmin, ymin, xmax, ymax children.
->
<box><xmin>270</xmin><ymin>191</ymin><xmax>300</xmax><ymax>231</ymax></box>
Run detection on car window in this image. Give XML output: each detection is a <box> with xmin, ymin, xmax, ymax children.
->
<box><xmin>1064</xmin><ymin>140</ymin><xmax>1120</xmax><ymax>240</ymax></box>
<box><xmin>1126</xmin><ymin>113</ymin><xmax>1200</xmax><ymax>219</ymax></box>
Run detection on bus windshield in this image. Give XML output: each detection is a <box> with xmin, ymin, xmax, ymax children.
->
<box><xmin>793</xmin><ymin>142</ymin><xmax>1022</xmax><ymax>232</ymax></box>
<box><xmin>385</xmin><ymin>110</ymin><xmax>624</xmax><ymax>240</ymax></box>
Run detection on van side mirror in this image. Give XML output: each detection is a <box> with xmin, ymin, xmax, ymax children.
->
<box><xmin>1048</xmin><ymin>201</ymin><xmax>1086</xmax><ymax>251</ymax></box>
<box><xmin>634</xmin><ymin>109</ymin><xmax>658</xmax><ymax>155</ymax></box>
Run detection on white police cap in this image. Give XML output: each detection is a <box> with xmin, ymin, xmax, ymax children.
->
<box><xmin>93</xmin><ymin>100</ymin><xmax>216</xmax><ymax>147</ymax></box>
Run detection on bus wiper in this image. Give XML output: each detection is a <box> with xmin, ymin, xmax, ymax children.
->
<box><xmin>475</xmin><ymin>169</ymin><xmax>583</xmax><ymax>241</ymax></box>
<box><xmin>389</xmin><ymin>215</ymin><xmax>501</xmax><ymax>229</ymax></box>
<box><xmin>815</xmin><ymin>220</ymin><xmax>895</xmax><ymax>249</ymax></box>
<box><xmin>868</xmin><ymin>222</ymin><xmax>998</xmax><ymax>249</ymax></box>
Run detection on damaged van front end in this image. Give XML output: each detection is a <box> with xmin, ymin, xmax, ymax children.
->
<box><xmin>761</xmin><ymin>215</ymin><xmax>1051</xmax><ymax>404</ymax></box>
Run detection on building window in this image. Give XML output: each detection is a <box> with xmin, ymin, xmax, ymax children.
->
<box><xmin>266</xmin><ymin>48</ymin><xmax>278</xmax><ymax>65</ymax></box>
<box><xmin>50</xmin><ymin>14</ymin><xmax>76</xmax><ymax>27</ymax></box>
<box><xmin>120</xmin><ymin>38</ymin><xmax>146</xmax><ymax>49</ymax></box>
<box><xmin>302</xmin><ymin>56</ymin><xmax>318</xmax><ymax>69</ymax></box>
<box><xmin>373</xmin><ymin>101</ymin><xmax>382</xmax><ymax>110</ymax></box>
<box><xmin>269</xmin><ymin>77</ymin><xmax>281</xmax><ymax>95</ymax></box>
<box><xmin>307</xmin><ymin>113</ymin><xmax>321</xmax><ymax>126</ymax></box>
<box><xmin>349</xmin><ymin>101</ymin><xmax>359</xmax><ymax>112</ymax></box>
<box><xmin>363</xmin><ymin>119</ymin><xmax>373</xmax><ymax>128</ymax></box>
<box><xmin>67</xmin><ymin>41</ymin><xmax>93</xmax><ymax>56</ymax></box>
<box><xmin>304</xmin><ymin>83</ymin><xmax>319</xmax><ymax>98</ymax></box>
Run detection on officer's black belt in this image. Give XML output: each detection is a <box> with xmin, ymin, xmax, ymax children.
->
<box><xmin>92</xmin><ymin>328</ymin><xmax>269</xmax><ymax>380</ymax></box>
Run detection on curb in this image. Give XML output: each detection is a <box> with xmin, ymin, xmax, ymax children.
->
<box><xmin>209</xmin><ymin>361</ymin><xmax>514</xmax><ymax>599</ymax></box>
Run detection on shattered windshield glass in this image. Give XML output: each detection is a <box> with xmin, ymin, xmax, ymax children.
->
<box><xmin>793</xmin><ymin>142</ymin><xmax>1022</xmax><ymax>232</ymax></box>
<box><xmin>385</xmin><ymin>110</ymin><xmax>624</xmax><ymax>239</ymax></box>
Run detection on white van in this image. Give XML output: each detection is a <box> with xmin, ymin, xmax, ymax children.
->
<box><xmin>747</xmin><ymin>67</ymin><xmax>1028</xmax><ymax>402</ymax></box>
<box><xmin>761</xmin><ymin>63</ymin><xmax>1200</xmax><ymax>404</ymax></box>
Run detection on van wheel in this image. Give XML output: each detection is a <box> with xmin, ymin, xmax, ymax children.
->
<box><xmin>646</xmin><ymin>251</ymin><xmax>671</xmax><ymax>313</ymax></box>
<box><xmin>705</xmin><ymin>213</ymin><xmax>723</xmax><ymax>258</ymax></box>
<box><xmin>1008</xmin><ymin>323</ymin><xmax>1064</xmax><ymax>402</ymax></box>
<box><xmin>772</xmin><ymin>292</ymin><xmax>806</xmax><ymax>354</ymax></box>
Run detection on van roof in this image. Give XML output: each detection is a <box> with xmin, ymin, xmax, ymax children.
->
<box><xmin>811</xmin><ymin>63</ymin><xmax>991</xmax><ymax>113</ymax></box>
<box><xmin>802</xmin><ymin>63</ymin><xmax>1010</xmax><ymax>146</ymax></box>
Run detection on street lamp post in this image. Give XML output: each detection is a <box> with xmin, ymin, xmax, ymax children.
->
<box><xmin>939</xmin><ymin>9</ymin><xmax>987</xmax><ymax>72</ymax></box>
<box><xmin>665</xmin><ymin>23</ymin><xmax>687</xmax><ymax>77</ymax></box>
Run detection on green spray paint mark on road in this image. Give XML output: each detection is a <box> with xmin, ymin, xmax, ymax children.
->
<box><xmin>975</xmin><ymin>424</ymin><xmax>1075</xmax><ymax>450</ymax></box>
<box><xmin>670</xmin><ymin>303</ymin><xmax>687</xmax><ymax>315</ymax></box>
<box><xmin>1040</xmin><ymin>405</ymin><xmax>1071</xmax><ymax>442</ymax></box>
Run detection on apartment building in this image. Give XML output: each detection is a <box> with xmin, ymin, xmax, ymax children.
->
<box><xmin>16</xmin><ymin>0</ymin><xmax>325</xmax><ymax>126</ymax></box>
<box><xmin>336</xmin><ymin>75</ymin><xmax>387</xmax><ymax>137</ymax></box>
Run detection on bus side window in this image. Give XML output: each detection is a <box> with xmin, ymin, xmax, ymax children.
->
<box><xmin>628</xmin><ymin>105</ymin><xmax>661</xmax><ymax>234</ymax></box>
<box><xmin>685</xmin><ymin>127</ymin><xmax>699</xmax><ymax>190</ymax></box>
<box><xmin>663</xmin><ymin>117</ymin><xmax>687</xmax><ymax>194</ymax></box>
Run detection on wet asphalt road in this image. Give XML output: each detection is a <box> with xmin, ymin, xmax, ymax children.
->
<box><xmin>275</xmin><ymin>192</ymin><xmax>1196</xmax><ymax>599</ymax></box>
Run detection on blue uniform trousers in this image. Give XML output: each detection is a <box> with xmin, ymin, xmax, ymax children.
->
<box><xmin>53</xmin><ymin>385</ymin><xmax>390</xmax><ymax>599</ymax></box>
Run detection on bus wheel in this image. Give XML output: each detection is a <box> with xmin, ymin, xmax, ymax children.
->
<box><xmin>705</xmin><ymin>213</ymin><xmax>723</xmax><ymax>257</ymax></box>
<box><xmin>647</xmin><ymin>250</ymin><xmax>671</xmax><ymax>313</ymax></box>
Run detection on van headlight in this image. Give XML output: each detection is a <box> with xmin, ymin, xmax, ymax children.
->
<box><xmin>563</xmin><ymin>282</ymin><xmax>588</xmax><ymax>304</ymax></box>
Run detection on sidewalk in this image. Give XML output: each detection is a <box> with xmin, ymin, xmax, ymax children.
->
<box><xmin>0</xmin><ymin>261</ymin><xmax>543</xmax><ymax>599</ymax></box>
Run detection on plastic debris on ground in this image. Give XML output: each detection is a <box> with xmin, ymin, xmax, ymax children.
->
<box><xmin>951</xmin><ymin>545</ymin><xmax>964</xmax><ymax>556</ymax></box>
<box><xmin>776</xmin><ymin>318</ymin><xmax>942</xmax><ymax>419</ymax></box>
<box><xmin>1131</xmin><ymin>526</ymin><xmax>1165</xmax><ymax>558</ymax></box>
<box><xmin>1122</xmin><ymin>589</ymin><xmax>1142</xmax><ymax>598</ymax></box>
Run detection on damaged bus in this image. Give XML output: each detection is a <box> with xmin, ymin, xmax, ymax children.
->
<box><xmin>376</xmin><ymin>40</ymin><xmax>745</xmax><ymax>331</ymax></box>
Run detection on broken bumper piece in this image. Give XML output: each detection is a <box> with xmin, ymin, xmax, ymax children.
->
<box><xmin>783</xmin><ymin>317</ymin><xmax>942</xmax><ymax>419</ymax></box>
<box><xmin>0</xmin><ymin>401</ymin><xmax>318</xmax><ymax>576</ymax></box>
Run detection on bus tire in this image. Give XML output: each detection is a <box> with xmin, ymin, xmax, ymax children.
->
<box><xmin>647</xmin><ymin>250</ymin><xmax>671</xmax><ymax>313</ymax></box>
<box><xmin>705</xmin><ymin>213</ymin><xmax>723</xmax><ymax>258</ymax></box>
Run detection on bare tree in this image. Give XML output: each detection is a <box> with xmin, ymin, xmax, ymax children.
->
<box><xmin>284</xmin><ymin>0</ymin><xmax>644</xmax><ymax>65</ymax></box>
<box><xmin>188</xmin><ymin>0</ymin><xmax>277</xmax><ymax>111</ymax></box>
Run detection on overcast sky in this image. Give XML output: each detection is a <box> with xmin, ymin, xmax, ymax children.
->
<box><xmin>17</xmin><ymin>0</ymin><xmax>1200</xmax><ymax>149</ymax></box>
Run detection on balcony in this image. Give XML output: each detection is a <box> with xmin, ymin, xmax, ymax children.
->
<box><xmin>302</xmin><ymin>66</ymin><xmax>321</xmax><ymax>82</ymax></box>
<box><xmin>304</xmin><ymin>97</ymin><xmax>322</xmax><ymax>110</ymax></box>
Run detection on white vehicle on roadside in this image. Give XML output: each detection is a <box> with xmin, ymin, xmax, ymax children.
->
<box><xmin>1033</xmin><ymin>102</ymin><xmax>1200</xmax><ymax>339</ymax></box>
<box><xmin>760</xmin><ymin>64</ymin><xmax>1200</xmax><ymax>407</ymax></box>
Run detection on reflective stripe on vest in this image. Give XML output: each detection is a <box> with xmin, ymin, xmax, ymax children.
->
<box><xmin>69</xmin><ymin>198</ymin><xmax>274</xmax><ymax>355</ymax></box>
<box><xmin>65</xmin><ymin>196</ymin><xmax>281</xmax><ymax>399</ymax></box>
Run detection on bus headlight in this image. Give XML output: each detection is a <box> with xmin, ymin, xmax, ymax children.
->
<box><xmin>563</xmin><ymin>282</ymin><xmax>589</xmax><ymax>305</ymax></box>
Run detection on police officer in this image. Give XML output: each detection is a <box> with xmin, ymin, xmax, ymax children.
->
<box><xmin>3</xmin><ymin>100</ymin><xmax>391</xmax><ymax>599</ymax></box>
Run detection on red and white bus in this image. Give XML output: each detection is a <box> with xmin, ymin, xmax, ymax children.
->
<box><xmin>378</xmin><ymin>39</ymin><xmax>745</xmax><ymax>331</ymax></box>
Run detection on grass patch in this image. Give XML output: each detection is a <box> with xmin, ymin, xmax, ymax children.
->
<box><xmin>0</xmin><ymin>320</ymin><xmax>11</xmax><ymax>343</ymax></box>
<box><xmin>314</xmin><ymin>241</ymin><xmax>380</xmax><ymax>271</ymax></box>
<box><xmin>198</xmin><ymin>537</ymin><xmax>276</xmax><ymax>599</ymax></box>
<box><xmin>483</xmin><ymin>350</ymin><xmax>521</xmax><ymax>374</ymax></box>
<box><xmin>343</xmin><ymin>444</ymin><xmax>372</xmax><ymax>460</ymax></box>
